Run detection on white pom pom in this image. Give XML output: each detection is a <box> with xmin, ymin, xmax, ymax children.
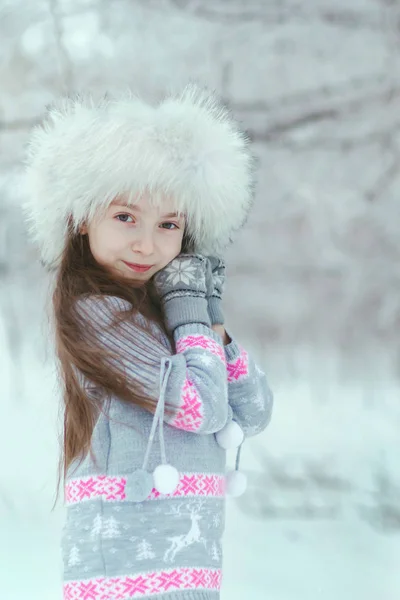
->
<box><xmin>215</xmin><ymin>421</ymin><xmax>244</xmax><ymax>449</ymax></box>
<box><xmin>226</xmin><ymin>470</ymin><xmax>247</xmax><ymax>497</ymax></box>
<box><xmin>153</xmin><ymin>464</ymin><xmax>180</xmax><ymax>495</ymax></box>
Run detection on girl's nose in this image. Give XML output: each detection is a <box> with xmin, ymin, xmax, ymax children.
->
<box><xmin>131</xmin><ymin>232</ymin><xmax>154</xmax><ymax>255</ymax></box>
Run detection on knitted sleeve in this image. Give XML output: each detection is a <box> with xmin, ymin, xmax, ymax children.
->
<box><xmin>222</xmin><ymin>329</ymin><xmax>273</xmax><ymax>438</ymax></box>
<box><xmin>75</xmin><ymin>294</ymin><xmax>230</xmax><ymax>435</ymax></box>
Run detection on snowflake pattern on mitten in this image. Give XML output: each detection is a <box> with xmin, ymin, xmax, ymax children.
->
<box><xmin>153</xmin><ymin>255</ymin><xmax>207</xmax><ymax>295</ymax></box>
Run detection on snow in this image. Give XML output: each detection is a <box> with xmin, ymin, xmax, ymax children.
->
<box><xmin>223</xmin><ymin>508</ymin><xmax>400</xmax><ymax>600</ymax></box>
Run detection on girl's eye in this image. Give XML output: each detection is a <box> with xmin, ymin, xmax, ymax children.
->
<box><xmin>115</xmin><ymin>214</ymin><xmax>179</xmax><ymax>230</ymax></box>
<box><xmin>161</xmin><ymin>222</ymin><xmax>179</xmax><ymax>230</ymax></box>
<box><xmin>116</xmin><ymin>213</ymin><xmax>134</xmax><ymax>223</ymax></box>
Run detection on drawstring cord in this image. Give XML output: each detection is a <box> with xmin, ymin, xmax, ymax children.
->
<box><xmin>235</xmin><ymin>442</ymin><xmax>242</xmax><ymax>471</ymax></box>
<box><xmin>141</xmin><ymin>357</ymin><xmax>172</xmax><ymax>471</ymax></box>
<box><xmin>124</xmin><ymin>356</ymin><xmax>177</xmax><ymax>502</ymax></box>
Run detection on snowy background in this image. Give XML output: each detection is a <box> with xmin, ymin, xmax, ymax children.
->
<box><xmin>1</xmin><ymin>0</ymin><xmax>399</xmax><ymax>598</ymax></box>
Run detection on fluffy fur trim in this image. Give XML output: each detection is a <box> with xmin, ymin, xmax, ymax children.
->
<box><xmin>22</xmin><ymin>83</ymin><xmax>255</xmax><ymax>268</ymax></box>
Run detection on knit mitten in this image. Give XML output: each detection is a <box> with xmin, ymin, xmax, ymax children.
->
<box><xmin>207</xmin><ymin>256</ymin><xmax>226</xmax><ymax>326</ymax></box>
<box><xmin>152</xmin><ymin>253</ymin><xmax>213</xmax><ymax>334</ymax></box>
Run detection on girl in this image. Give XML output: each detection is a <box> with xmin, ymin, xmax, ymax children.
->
<box><xmin>23</xmin><ymin>84</ymin><xmax>273</xmax><ymax>600</ymax></box>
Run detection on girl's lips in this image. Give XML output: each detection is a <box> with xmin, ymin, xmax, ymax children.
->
<box><xmin>123</xmin><ymin>261</ymin><xmax>153</xmax><ymax>272</ymax></box>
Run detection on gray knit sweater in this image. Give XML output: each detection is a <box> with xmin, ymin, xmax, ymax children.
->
<box><xmin>61</xmin><ymin>295</ymin><xmax>273</xmax><ymax>600</ymax></box>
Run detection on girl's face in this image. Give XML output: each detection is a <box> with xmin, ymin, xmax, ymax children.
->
<box><xmin>80</xmin><ymin>192</ymin><xmax>186</xmax><ymax>281</ymax></box>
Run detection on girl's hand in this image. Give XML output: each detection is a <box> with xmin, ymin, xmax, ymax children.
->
<box><xmin>153</xmin><ymin>253</ymin><xmax>212</xmax><ymax>300</ymax></box>
<box><xmin>207</xmin><ymin>256</ymin><xmax>226</xmax><ymax>326</ymax></box>
<box><xmin>152</xmin><ymin>253</ymin><xmax>214</xmax><ymax>333</ymax></box>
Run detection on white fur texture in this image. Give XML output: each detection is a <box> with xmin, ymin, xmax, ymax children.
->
<box><xmin>22</xmin><ymin>83</ymin><xmax>255</xmax><ymax>268</ymax></box>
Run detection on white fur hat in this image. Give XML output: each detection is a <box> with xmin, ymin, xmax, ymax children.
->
<box><xmin>22</xmin><ymin>83</ymin><xmax>255</xmax><ymax>269</ymax></box>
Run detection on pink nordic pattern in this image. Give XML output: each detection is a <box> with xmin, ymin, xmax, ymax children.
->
<box><xmin>169</xmin><ymin>377</ymin><xmax>203</xmax><ymax>432</ymax></box>
<box><xmin>64</xmin><ymin>567</ymin><xmax>222</xmax><ymax>599</ymax></box>
<box><xmin>65</xmin><ymin>474</ymin><xmax>125</xmax><ymax>505</ymax></box>
<box><xmin>149</xmin><ymin>473</ymin><xmax>225</xmax><ymax>499</ymax></box>
<box><xmin>176</xmin><ymin>334</ymin><xmax>226</xmax><ymax>365</ymax></box>
<box><xmin>65</xmin><ymin>473</ymin><xmax>225</xmax><ymax>505</ymax></box>
<box><xmin>226</xmin><ymin>346</ymin><xmax>250</xmax><ymax>382</ymax></box>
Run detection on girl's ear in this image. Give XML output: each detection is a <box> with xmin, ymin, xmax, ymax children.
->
<box><xmin>79</xmin><ymin>223</ymin><xmax>88</xmax><ymax>235</ymax></box>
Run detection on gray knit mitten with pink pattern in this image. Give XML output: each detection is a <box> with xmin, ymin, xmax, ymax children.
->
<box><xmin>152</xmin><ymin>253</ymin><xmax>214</xmax><ymax>334</ymax></box>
